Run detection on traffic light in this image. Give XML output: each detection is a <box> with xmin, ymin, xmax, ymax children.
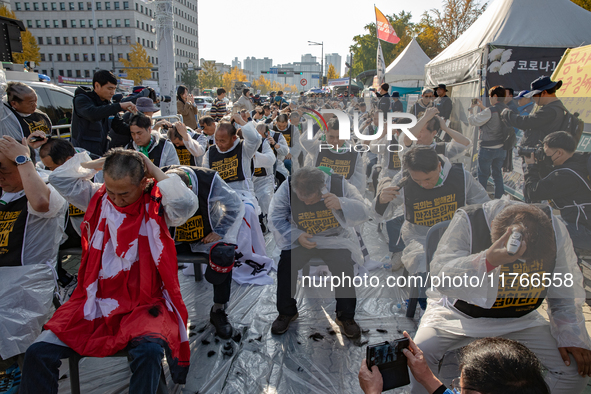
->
<box><xmin>261</xmin><ymin>71</ymin><xmax>271</xmax><ymax>74</ymax></box>
<box><xmin>278</xmin><ymin>71</ymin><xmax>288</xmax><ymax>75</ymax></box>
<box><xmin>294</xmin><ymin>72</ymin><xmax>303</xmax><ymax>75</ymax></box>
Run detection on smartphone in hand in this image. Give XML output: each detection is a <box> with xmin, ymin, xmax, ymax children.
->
<box><xmin>366</xmin><ymin>338</ymin><xmax>410</xmax><ymax>391</ymax></box>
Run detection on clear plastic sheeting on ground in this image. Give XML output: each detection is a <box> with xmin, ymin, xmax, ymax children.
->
<box><xmin>54</xmin><ymin>226</ymin><xmax>427</xmax><ymax>393</ymax></box>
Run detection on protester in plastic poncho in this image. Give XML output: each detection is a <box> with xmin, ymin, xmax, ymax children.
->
<box><xmin>21</xmin><ymin>149</ymin><xmax>199</xmax><ymax>393</ymax></box>
<box><xmin>203</xmin><ymin>114</ymin><xmax>274</xmax><ymax>285</ymax></box>
<box><xmin>125</xmin><ymin>113</ymin><xmax>180</xmax><ymax>168</ymax></box>
<box><xmin>162</xmin><ymin>164</ymin><xmax>244</xmax><ymax>339</ymax></box>
<box><xmin>410</xmin><ymin>199</ymin><xmax>591</xmax><ymax>394</ymax></box>
<box><xmin>268</xmin><ymin>167</ymin><xmax>370</xmax><ymax>338</ymax></box>
<box><xmin>285</xmin><ymin>111</ymin><xmax>304</xmax><ymax>173</ymax></box>
<box><xmin>373</xmin><ymin>146</ymin><xmax>489</xmax><ymax>274</ymax></box>
<box><xmin>0</xmin><ymin>135</ymin><xmax>66</xmax><ymax>371</ymax></box>
<box><xmin>167</xmin><ymin>121</ymin><xmax>207</xmax><ymax>167</ymax></box>
<box><xmin>301</xmin><ymin>116</ymin><xmax>367</xmax><ymax>196</ymax></box>
<box><xmin>252</xmin><ymin>123</ymin><xmax>278</xmax><ymax>227</ymax></box>
<box><xmin>266</xmin><ymin>114</ymin><xmax>290</xmax><ymax>185</ymax></box>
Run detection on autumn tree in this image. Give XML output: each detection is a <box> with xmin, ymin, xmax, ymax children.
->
<box><xmin>415</xmin><ymin>12</ymin><xmax>443</xmax><ymax>59</ymax></box>
<box><xmin>0</xmin><ymin>5</ymin><xmax>41</xmax><ymax>65</ymax></box>
<box><xmin>199</xmin><ymin>61</ymin><xmax>222</xmax><ymax>89</ymax></box>
<box><xmin>252</xmin><ymin>75</ymin><xmax>271</xmax><ymax>94</ymax></box>
<box><xmin>326</xmin><ymin>64</ymin><xmax>340</xmax><ymax>80</ymax></box>
<box><xmin>571</xmin><ymin>0</ymin><xmax>591</xmax><ymax>10</ymax></box>
<box><xmin>119</xmin><ymin>43</ymin><xmax>152</xmax><ymax>84</ymax></box>
<box><xmin>427</xmin><ymin>0</ymin><xmax>486</xmax><ymax>49</ymax></box>
<box><xmin>221</xmin><ymin>66</ymin><xmax>248</xmax><ymax>94</ymax></box>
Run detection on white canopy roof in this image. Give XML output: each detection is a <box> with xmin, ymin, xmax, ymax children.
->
<box><xmin>385</xmin><ymin>38</ymin><xmax>430</xmax><ymax>86</ymax></box>
<box><xmin>428</xmin><ymin>0</ymin><xmax>591</xmax><ymax>66</ymax></box>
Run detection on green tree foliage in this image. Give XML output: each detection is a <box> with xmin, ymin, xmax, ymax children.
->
<box><xmin>199</xmin><ymin>61</ymin><xmax>222</xmax><ymax>89</ymax></box>
<box><xmin>180</xmin><ymin>65</ymin><xmax>199</xmax><ymax>92</ymax></box>
<box><xmin>349</xmin><ymin>1</ymin><xmax>486</xmax><ymax>77</ymax></box>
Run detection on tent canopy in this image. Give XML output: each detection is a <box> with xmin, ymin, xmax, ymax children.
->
<box><xmin>385</xmin><ymin>38</ymin><xmax>430</xmax><ymax>86</ymax></box>
<box><xmin>429</xmin><ymin>0</ymin><xmax>591</xmax><ymax>66</ymax></box>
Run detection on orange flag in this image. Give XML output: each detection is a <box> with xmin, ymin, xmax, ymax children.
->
<box><xmin>375</xmin><ymin>6</ymin><xmax>400</xmax><ymax>45</ymax></box>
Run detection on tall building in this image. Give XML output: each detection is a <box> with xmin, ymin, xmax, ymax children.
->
<box><xmin>325</xmin><ymin>53</ymin><xmax>341</xmax><ymax>77</ymax></box>
<box><xmin>10</xmin><ymin>0</ymin><xmax>198</xmax><ymax>83</ymax></box>
<box><xmin>231</xmin><ymin>56</ymin><xmax>241</xmax><ymax>69</ymax></box>
<box><xmin>243</xmin><ymin>56</ymin><xmax>272</xmax><ymax>77</ymax></box>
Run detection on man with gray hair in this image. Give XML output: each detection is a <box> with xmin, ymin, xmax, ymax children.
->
<box><xmin>268</xmin><ymin>167</ymin><xmax>369</xmax><ymax>338</ymax></box>
<box><xmin>2</xmin><ymin>81</ymin><xmax>52</xmax><ymax>139</ymax></box>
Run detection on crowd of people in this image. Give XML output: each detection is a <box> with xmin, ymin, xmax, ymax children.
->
<box><xmin>1</xmin><ymin>68</ymin><xmax>591</xmax><ymax>394</ymax></box>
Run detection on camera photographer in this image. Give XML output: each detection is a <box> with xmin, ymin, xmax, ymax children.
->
<box><xmin>523</xmin><ymin>131</ymin><xmax>591</xmax><ymax>251</ymax></box>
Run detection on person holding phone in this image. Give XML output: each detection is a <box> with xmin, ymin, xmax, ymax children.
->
<box><xmin>176</xmin><ymin>85</ymin><xmax>199</xmax><ymax>129</ymax></box>
<box><xmin>359</xmin><ymin>333</ymin><xmax>550</xmax><ymax>394</ymax></box>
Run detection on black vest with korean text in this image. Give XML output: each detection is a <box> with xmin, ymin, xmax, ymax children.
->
<box><xmin>453</xmin><ymin>204</ymin><xmax>556</xmax><ymax>318</ymax></box>
<box><xmin>126</xmin><ymin>138</ymin><xmax>166</xmax><ymax>167</ymax></box>
<box><xmin>289</xmin><ymin>174</ymin><xmax>343</xmax><ymax>235</ymax></box>
<box><xmin>388</xmin><ymin>149</ymin><xmax>402</xmax><ymax>171</ymax></box>
<box><xmin>162</xmin><ymin>165</ymin><xmax>215</xmax><ymax>243</ymax></box>
<box><xmin>175</xmin><ymin>133</ymin><xmax>200</xmax><ymax>166</ymax></box>
<box><xmin>274</xmin><ymin>125</ymin><xmax>293</xmax><ymax>147</ymax></box>
<box><xmin>315</xmin><ymin>148</ymin><xmax>359</xmax><ymax>180</ymax></box>
<box><xmin>404</xmin><ymin>162</ymin><xmax>466</xmax><ymax>227</ymax></box>
<box><xmin>208</xmin><ymin>140</ymin><xmax>246</xmax><ymax>183</ymax></box>
<box><xmin>3</xmin><ymin>103</ymin><xmax>52</xmax><ymax>138</ymax></box>
<box><xmin>253</xmin><ymin>134</ymin><xmax>280</xmax><ymax>177</ymax></box>
<box><xmin>0</xmin><ymin>195</ymin><xmax>28</xmax><ymax>266</ymax></box>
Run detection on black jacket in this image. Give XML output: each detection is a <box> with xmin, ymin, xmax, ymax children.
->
<box><xmin>436</xmin><ymin>96</ymin><xmax>453</xmax><ymax>119</ymax></box>
<box><xmin>71</xmin><ymin>87</ymin><xmax>122</xmax><ymax>156</ymax></box>
<box><xmin>524</xmin><ymin>152</ymin><xmax>591</xmax><ymax>229</ymax></box>
<box><xmin>502</xmin><ymin>99</ymin><xmax>567</xmax><ymax>148</ymax></box>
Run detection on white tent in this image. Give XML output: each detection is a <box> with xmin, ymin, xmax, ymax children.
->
<box><xmin>430</xmin><ymin>0</ymin><xmax>591</xmax><ymax>67</ymax></box>
<box><xmin>384</xmin><ymin>38</ymin><xmax>430</xmax><ymax>87</ymax></box>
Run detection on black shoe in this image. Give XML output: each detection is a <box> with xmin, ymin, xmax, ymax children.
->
<box><xmin>210</xmin><ymin>307</ymin><xmax>233</xmax><ymax>339</ymax></box>
<box><xmin>271</xmin><ymin>313</ymin><xmax>298</xmax><ymax>335</ymax></box>
<box><xmin>335</xmin><ymin>317</ymin><xmax>361</xmax><ymax>339</ymax></box>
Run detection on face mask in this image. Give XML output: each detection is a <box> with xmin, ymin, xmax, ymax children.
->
<box><xmin>434</xmin><ymin>169</ymin><xmax>445</xmax><ymax>187</ymax></box>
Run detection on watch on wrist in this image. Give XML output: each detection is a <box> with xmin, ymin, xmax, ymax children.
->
<box><xmin>15</xmin><ymin>155</ymin><xmax>32</xmax><ymax>166</ymax></box>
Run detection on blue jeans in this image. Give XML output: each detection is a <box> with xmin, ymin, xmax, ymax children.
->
<box><xmin>564</xmin><ymin>222</ymin><xmax>591</xmax><ymax>251</ymax></box>
<box><xmin>478</xmin><ymin>147</ymin><xmax>506</xmax><ymax>199</ymax></box>
<box><xmin>20</xmin><ymin>340</ymin><xmax>164</xmax><ymax>394</ymax></box>
<box><xmin>386</xmin><ymin>215</ymin><xmax>406</xmax><ymax>254</ymax></box>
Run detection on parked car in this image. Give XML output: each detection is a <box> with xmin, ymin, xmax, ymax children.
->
<box><xmin>194</xmin><ymin>96</ymin><xmax>214</xmax><ymax>112</ymax></box>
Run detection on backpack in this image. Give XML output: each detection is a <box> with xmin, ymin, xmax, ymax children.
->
<box><xmin>490</xmin><ymin>105</ymin><xmax>516</xmax><ymax>150</ymax></box>
<box><xmin>553</xmin><ymin>107</ymin><xmax>585</xmax><ymax>145</ymax></box>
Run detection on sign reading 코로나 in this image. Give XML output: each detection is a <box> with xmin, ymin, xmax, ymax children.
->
<box><xmin>552</xmin><ymin>44</ymin><xmax>591</xmax><ymax>123</ymax></box>
<box><xmin>486</xmin><ymin>45</ymin><xmax>565</xmax><ymax>92</ymax></box>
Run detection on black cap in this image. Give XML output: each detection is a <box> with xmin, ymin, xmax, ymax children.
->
<box><xmin>204</xmin><ymin>242</ymin><xmax>237</xmax><ymax>285</ymax></box>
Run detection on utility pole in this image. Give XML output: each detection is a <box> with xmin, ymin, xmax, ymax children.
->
<box><xmin>91</xmin><ymin>0</ymin><xmax>99</xmax><ymax>72</ymax></box>
<box><xmin>156</xmin><ymin>0</ymin><xmax>176</xmax><ymax>116</ymax></box>
<box><xmin>347</xmin><ymin>52</ymin><xmax>353</xmax><ymax>96</ymax></box>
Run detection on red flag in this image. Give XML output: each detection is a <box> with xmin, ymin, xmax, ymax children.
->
<box><xmin>375</xmin><ymin>6</ymin><xmax>400</xmax><ymax>45</ymax></box>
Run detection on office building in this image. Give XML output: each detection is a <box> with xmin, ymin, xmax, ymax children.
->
<box><xmin>11</xmin><ymin>0</ymin><xmax>198</xmax><ymax>83</ymax></box>
<box><xmin>325</xmin><ymin>53</ymin><xmax>341</xmax><ymax>77</ymax></box>
<box><xmin>243</xmin><ymin>56</ymin><xmax>272</xmax><ymax>78</ymax></box>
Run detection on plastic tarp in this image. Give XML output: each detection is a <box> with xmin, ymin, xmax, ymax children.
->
<box><xmin>385</xmin><ymin>39</ymin><xmax>430</xmax><ymax>86</ymax></box>
<box><xmin>53</xmin><ymin>221</ymin><xmax>427</xmax><ymax>394</ymax></box>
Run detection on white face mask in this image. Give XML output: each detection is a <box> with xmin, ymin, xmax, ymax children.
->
<box><xmin>16</xmin><ymin>111</ymin><xmax>32</xmax><ymax>117</ymax></box>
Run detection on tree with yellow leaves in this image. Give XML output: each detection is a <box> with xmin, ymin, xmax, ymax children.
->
<box><xmin>0</xmin><ymin>5</ymin><xmax>41</xmax><ymax>65</ymax></box>
<box><xmin>252</xmin><ymin>75</ymin><xmax>271</xmax><ymax>94</ymax></box>
<box><xmin>221</xmin><ymin>66</ymin><xmax>248</xmax><ymax>94</ymax></box>
<box><xmin>119</xmin><ymin>43</ymin><xmax>153</xmax><ymax>85</ymax></box>
<box><xmin>326</xmin><ymin>64</ymin><xmax>340</xmax><ymax>80</ymax></box>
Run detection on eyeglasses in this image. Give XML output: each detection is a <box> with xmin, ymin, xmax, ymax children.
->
<box><xmin>451</xmin><ymin>377</ymin><xmax>477</xmax><ymax>394</ymax></box>
<box><xmin>423</xmin><ymin>95</ymin><xmax>434</xmax><ymax>98</ymax></box>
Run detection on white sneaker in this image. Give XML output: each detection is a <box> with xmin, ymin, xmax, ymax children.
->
<box><xmin>390</xmin><ymin>252</ymin><xmax>404</xmax><ymax>271</ymax></box>
<box><xmin>58</xmin><ymin>275</ymin><xmax>78</xmax><ymax>304</ymax></box>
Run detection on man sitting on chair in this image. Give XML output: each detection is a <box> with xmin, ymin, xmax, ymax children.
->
<box><xmin>268</xmin><ymin>167</ymin><xmax>369</xmax><ymax>339</ymax></box>
<box><xmin>162</xmin><ymin>164</ymin><xmax>243</xmax><ymax>339</ymax></box>
<box><xmin>21</xmin><ymin>148</ymin><xmax>198</xmax><ymax>393</ymax></box>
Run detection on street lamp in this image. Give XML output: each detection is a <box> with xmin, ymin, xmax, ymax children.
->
<box><xmin>308</xmin><ymin>40</ymin><xmax>323</xmax><ymax>88</ymax></box>
<box><xmin>110</xmin><ymin>35</ymin><xmax>123</xmax><ymax>73</ymax></box>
